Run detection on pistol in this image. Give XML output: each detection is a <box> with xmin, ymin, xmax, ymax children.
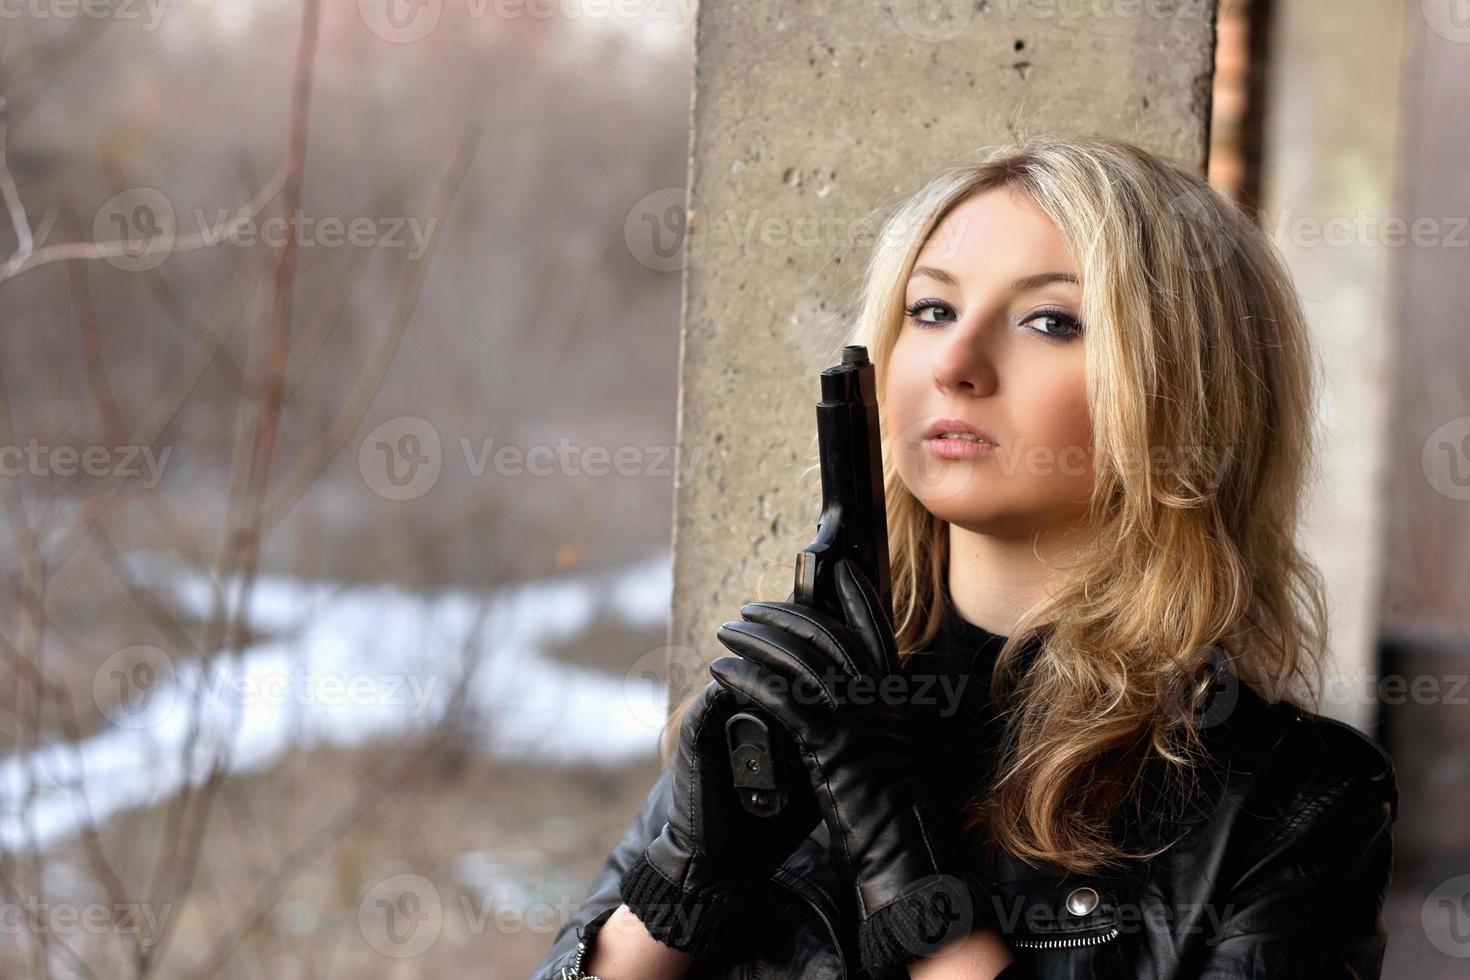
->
<box><xmin>725</xmin><ymin>344</ymin><xmax>895</xmax><ymax>817</ymax></box>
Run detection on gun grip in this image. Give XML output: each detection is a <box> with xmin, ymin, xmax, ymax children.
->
<box><xmin>726</xmin><ymin>711</ymin><xmax>786</xmax><ymax>817</ymax></box>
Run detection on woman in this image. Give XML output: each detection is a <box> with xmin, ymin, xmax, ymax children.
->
<box><xmin>531</xmin><ymin>135</ymin><xmax>1398</xmax><ymax>979</ymax></box>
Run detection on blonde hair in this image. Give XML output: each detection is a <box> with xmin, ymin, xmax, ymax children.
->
<box><xmin>663</xmin><ymin>134</ymin><xmax>1330</xmax><ymax>876</ymax></box>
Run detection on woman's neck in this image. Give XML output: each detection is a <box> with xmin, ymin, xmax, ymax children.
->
<box><xmin>946</xmin><ymin>519</ymin><xmax>1095</xmax><ymax>636</ymax></box>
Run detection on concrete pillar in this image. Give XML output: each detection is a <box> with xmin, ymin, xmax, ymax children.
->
<box><xmin>667</xmin><ymin>0</ymin><xmax>1223</xmax><ymax>707</ymax></box>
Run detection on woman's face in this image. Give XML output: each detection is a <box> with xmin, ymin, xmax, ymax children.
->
<box><xmin>884</xmin><ymin>186</ymin><xmax>1095</xmax><ymax>539</ymax></box>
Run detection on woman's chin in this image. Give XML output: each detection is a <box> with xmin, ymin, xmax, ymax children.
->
<box><xmin>920</xmin><ymin>500</ymin><xmax>1025</xmax><ymax>536</ymax></box>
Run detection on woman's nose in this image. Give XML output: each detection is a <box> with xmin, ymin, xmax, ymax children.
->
<box><xmin>930</xmin><ymin>326</ymin><xmax>998</xmax><ymax>396</ymax></box>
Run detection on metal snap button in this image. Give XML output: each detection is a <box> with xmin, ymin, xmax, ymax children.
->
<box><xmin>1064</xmin><ymin>886</ymin><xmax>1100</xmax><ymax>916</ymax></box>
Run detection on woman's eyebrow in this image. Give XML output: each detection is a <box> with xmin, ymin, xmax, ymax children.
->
<box><xmin>908</xmin><ymin>266</ymin><xmax>1081</xmax><ymax>293</ymax></box>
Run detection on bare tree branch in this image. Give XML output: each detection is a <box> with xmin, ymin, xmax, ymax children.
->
<box><xmin>0</xmin><ymin>156</ymin><xmax>292</xmax><ymax>285</ymax></box>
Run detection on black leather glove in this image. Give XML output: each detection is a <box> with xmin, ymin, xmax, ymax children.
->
<box><xmin>618</xmin><ymin>676</ymin><xmax>820</xmax><ymax>958</ymax></box>
<box><xmin>710</xmin><ymin>558</ymin><xmax>994</xmax><ymax>979</ymax></box>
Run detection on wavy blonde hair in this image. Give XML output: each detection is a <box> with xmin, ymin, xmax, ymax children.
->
<box><xmin>663</xmin><ymin>134</ymin><xmax>1331</xmax><ymax>876</ymax></box>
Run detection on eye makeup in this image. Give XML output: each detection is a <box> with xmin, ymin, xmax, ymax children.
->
<box><xmin>902</xmin><ymin>298</ymin><xmax>1084</xmax><ymax>343</ymax></box>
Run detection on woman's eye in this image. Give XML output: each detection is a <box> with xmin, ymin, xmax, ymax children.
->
<box><xmin>903</xmin><ymin>299</ymin><xmax>954</xmax><ymax>327</ymax></box>
<box><xmin>903</xmin><ymin>300</ymin><xmax>1084</xmax><ymax>341</ymax></box>
<box><xmin>1023</xmin><ymin>308</ymin><xmax>1084</xmax><ymax>342</ymax></box>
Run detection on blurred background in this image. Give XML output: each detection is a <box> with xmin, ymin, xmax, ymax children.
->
<box><xmin>0</xmin><ymin>0</ymin><xmax>1464</xmax><ymax>977</ymax></box>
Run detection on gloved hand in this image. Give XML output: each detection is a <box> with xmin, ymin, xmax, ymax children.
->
<box><xmin>709</xmin><ymin>558</ymin><xmax>995</xmax><ymax>979</ymax></box>
<box><xmin>618</xmin><ymin>676</ymin><xmax>821</xmax><ymax>958</ymax></box>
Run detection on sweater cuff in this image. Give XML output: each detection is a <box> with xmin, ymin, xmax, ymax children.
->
<box><xmin>618</xmin><ymin>850</ymin><xmax>745</xmax><ymax>959</ymax></box>
<box><xmin>857</xmin><ymin>873</ymin><xmax>997</xmax><ymax>980</ymax></box>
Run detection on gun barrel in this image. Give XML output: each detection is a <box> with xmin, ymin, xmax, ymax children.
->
<box><xmin>730</xmin><ymin>344</ymin><xmax>893</xmax><ymax>818</ymax></box>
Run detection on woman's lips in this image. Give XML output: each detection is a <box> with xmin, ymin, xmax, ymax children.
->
<box><xmin>923</xmin><ymin>435</ymin><xmax>997</xmax><ymax>460</ymax></box>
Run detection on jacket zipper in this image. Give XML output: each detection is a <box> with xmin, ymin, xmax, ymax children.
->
<box><xmin>559</xmin><ymin>905</ymin><xmax>619</xmax><ymax>979</ymax></box>
<box><xmin>769</xmin><ymin>867</ymin><xmax>847</xmax><ymax>979</ymax></box>
<box><xmin>1009</xmin><ymin>926</ymin><xmax>1120</xmax><ymax>949</ymax></box>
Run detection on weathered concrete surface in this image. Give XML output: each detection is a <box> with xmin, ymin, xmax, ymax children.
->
<box><xmin>668</xmin><ymin>1</ymin><xmax>1222</xmax><ymax>707</ymax></box>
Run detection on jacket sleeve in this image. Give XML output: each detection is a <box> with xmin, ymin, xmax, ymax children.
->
<box><xmin>528</xmin><ymin>765</ymin><xmax>675</xmax><ymax>979</ymax></box>
<box><xmin>1195</xmin><ymin>758</ymin><xmax>1398</xmax><ymax>978</ymax></box>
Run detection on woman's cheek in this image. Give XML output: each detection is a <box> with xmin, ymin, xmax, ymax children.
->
<box><xmin>1010</xmin><ymin>365</ymin><xmax>1091</xmax><ymax>488</ymax></box>
<box><xmin>1045</xmin><ymin>389</ymin><xmax>1095</xmax><ymax>493</ymax></box>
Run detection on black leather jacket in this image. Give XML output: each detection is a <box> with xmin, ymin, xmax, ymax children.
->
<box><xmin>530</xmin><ymin>658</ymin><xmax>1398</xmax><ymax>979</ymax></box>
